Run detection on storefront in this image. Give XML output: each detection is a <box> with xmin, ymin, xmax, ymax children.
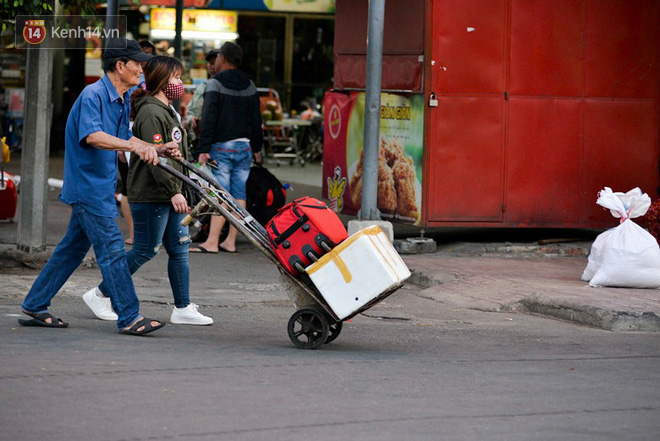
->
<box><xmin>323</xmin><ymin>0</ymin><xmax>660</xmax><ymax>229</ymax></box>
<box><xmin>149</xmin><ymin>8</ymin><xmax>238</xmax><ymax>85</ymax></box>
<box><xmin>134</xmin><ymin>0</ymin><xmax>335</xmax><ymax>113</ymax></box>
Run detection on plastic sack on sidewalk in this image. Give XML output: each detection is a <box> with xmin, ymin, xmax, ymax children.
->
<box><xmin>581</xmin><ymin>187</ymin><xmax>660</xmax><ymax>288</ymax></box>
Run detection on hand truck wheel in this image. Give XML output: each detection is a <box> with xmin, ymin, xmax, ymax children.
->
<box><xmin>287</xmin><ymin>309</ymin><xmax>329</xmax><ymax>349</ymax></box>
<box><xmin>324</xmin><ymin>321</ymin><xmax>343</xmax><ymax>344</ymax></box>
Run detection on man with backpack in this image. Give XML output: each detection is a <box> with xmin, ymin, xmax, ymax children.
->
<box><xmin>191</xmin><ymin>42</ymin><xmax>263</xmax><ymax>254</ymax></box>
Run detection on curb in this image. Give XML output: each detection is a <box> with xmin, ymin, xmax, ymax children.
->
<box><xmin>407</xmin><ymin>267</ymin><xmax>660</xmax><ymax>333</ymax></box>
<box><xmin>515</xmin><ymin>296</ymin><xmax>660</xmax><ymax>332</ymax></box>
<box><xmin>435</xmin><ymin>242</ymin><xmax>591</xmax><ymax>258</ymax></box>
<box><xmin>0</xmin><ymin>247</ymin><xmax>98</xmax><ymax>270</ymax></box>
<box><xmin>0</xmin><ymin>248</ymin><xmax>52</xmax><ymax>269</ymax></box>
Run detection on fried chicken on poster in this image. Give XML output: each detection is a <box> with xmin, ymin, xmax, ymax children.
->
<box><xmin>349</xmin><ymin>136</ymin><xmax>419</xmax><ymax>220</ymax></box>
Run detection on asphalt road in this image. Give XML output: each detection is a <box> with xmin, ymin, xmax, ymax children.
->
<box><xmin>1</xmin><ymin>247</ymin><xmax>659</xmax><ymax>441</ymax></box>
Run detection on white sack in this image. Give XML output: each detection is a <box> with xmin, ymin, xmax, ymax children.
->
<box><xmin>581</xmin><ymin>187</ymin><xmax>660</xmax><ymax>289</ymax></box>
<box><xmin>596</xmin><ymin>187</ymin><xmax>650</xmax><ymax>220</ymax></box>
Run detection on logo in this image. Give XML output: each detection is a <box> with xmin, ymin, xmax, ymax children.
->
<box><xmin>171</xmin><ymin>127</ymin><xmax>182</xmax><ymax>144</ymax></box>
<box><xmin>153</xmin><ymin>134</ymin><xmax>163</xmax><ymax>145</ymax></box>
<box><xmin>16</xmin><ymin>16</ymin><xmax>127</xmax><ymax>50</ymax></box>
<box><xmin>328</xmin><ymin>104</ymin><xmax>341</xmax><ymax>140</ymax></box>
<box><xmin>23</xmin><ymin>20</ymin><xmax>46</xmax><ymax>45</ymax></box>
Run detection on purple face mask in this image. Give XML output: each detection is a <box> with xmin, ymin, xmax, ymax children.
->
<box><xmin>163</xmin><ymin>82</ymin><xmax>184</xmax><ymax>101</ymax></box>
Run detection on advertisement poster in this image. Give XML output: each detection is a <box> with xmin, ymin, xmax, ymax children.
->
<box><xmin>323</xmin><ymin>91</ymin><xmax>424</xmax><ymax>225</ymax></box>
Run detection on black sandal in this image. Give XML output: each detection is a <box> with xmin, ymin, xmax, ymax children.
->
<box><xmin>18</xmin><ymin>311</ymin><xmax>69</xmax><ymax>328</ymax></box>
<box><xmin>118</xmin><ymin>317</ymin><xmax>165</xmax><ymax>336</ymax></box>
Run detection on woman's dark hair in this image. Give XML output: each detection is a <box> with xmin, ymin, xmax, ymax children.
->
<box><xmin>219</xmin><ymin>41</ymin><xmax>242</xmax><ymax>68</ymax></box>
<box><xmin>130</xmin><ymin>55</ymin><xmax>183</xmax><ymax>120</ymax></box>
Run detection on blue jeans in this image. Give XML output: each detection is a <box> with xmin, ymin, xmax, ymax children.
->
<box><xmin>210</xmin><ymin>140</ymin><xmax>252</xmax><ymax>200</ymax></box>
<box><xmin>100</xmin><ymin>202</ymin><xmax>191</xmax><ymax>308</ymax></box>
<box><xmin>22</xmin><ymin>204</ymin><xmax>140</xmax><ymax>329</ymax></box>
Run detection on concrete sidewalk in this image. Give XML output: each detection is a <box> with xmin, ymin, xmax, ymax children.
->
<box><xmin>2</xmin><ymin>156</ymin><xmax>659</xmax><ymax>332</ymax></box>
<box><xmin>405</xmin><ymin>253</ymin><xmax>660</xmax><ymax>332</ymax></box>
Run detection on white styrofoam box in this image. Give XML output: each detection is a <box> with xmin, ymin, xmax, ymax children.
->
<box><xmin>306</xmin><ymin>225</ymin><xmax>411</xmax><ymax>320</ymax></box>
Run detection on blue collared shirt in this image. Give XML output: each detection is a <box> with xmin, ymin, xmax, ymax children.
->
<box><xmin>60</xmin><ymin>75</ymin><xmax>133</xmax><ymax>217</ymax></box>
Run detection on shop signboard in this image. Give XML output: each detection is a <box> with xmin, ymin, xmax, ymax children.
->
<box><xmin>140</xmin><ymin>0</ymin><xmax>211</xmax><ymax>6</ymax></box>
<box><xmin>150</xmin><ymin>9</ymin><xmax>237</xmax><ymax>33</ymax></box>
<box><xmin>209</xmin><ymin>0</ymin><xmax>335</xmax><ymax>13</ymax></box>
<box><xmin>323</xmin><ymin>91</ymin><xmax>424</xmax><ymax>226</ymax></box>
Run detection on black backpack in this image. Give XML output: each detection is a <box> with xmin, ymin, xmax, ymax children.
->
<box><xmin>246</xmin><ymin>161</ymin><xmax>287</xmax><ymax>225</ymax></box>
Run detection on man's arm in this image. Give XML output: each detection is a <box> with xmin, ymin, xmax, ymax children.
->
<box><xmin>86</xmin><ymin>132</ymin><xmax>180</xmax><ymax>165</ymax></box>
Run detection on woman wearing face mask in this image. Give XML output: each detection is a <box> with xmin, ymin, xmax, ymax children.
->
<box><xmin>94</xmin><ymin>55</ymin><xmax>213</xmax><ymax>325</ymax></box>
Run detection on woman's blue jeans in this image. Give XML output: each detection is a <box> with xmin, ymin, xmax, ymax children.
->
<box><xmin>100</xmin><ymin>202</ymin><xmax>191</xmax><ymax>308</ymax></box>
<box><xmin>21</xmin><ymin>204</ymin><xmax>140</xmax><ymax>329</ymax></box>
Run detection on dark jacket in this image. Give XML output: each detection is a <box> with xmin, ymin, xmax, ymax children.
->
<box><xmin>198</xmin><ymin>69</ymin><xmax>263</xmax><ymax>154</ymax></box>
<box><xmin>128</xmin><ymin>96</ymin><xmax>187</xmax><ymax>203</ymax></box>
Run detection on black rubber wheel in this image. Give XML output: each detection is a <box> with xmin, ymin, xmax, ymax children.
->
<box><xmin>324</xmin><ymin>321</ymin><xmax>343</xmax><ymax>344</ymax></box>
<box><xmin>288</xmin><ymin>309</ymin><xmax>329</xmax><ymax>349</ymax></box>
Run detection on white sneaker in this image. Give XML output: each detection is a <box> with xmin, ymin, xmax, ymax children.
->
<box><xmin>82</xmin><ymin>287</ymin><xmax>118</xmax><ymax>321</ymax></box>
<box><xmin>170</xmin><ymin>303</ymin><xmax>213</xmax><ymax>325</ymax></box>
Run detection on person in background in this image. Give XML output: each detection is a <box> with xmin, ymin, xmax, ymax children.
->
<box><xmin>139</xmin><ymin>40</ymin><xmax>156</xmax><ymax>56</ymax></box>
<box><xmin>86</xmin><ymin>55</ymin><xmax>213</xmax><ymax>326</ymax></box>
<box><xmin>191</xmin><ymin>42</ymin><xmax>262</xmax><ymax>254</ymax></box>
<box><xmin>185</xmin><ymin>49</ymin><xmax>218</xmax><ymax>244</ymax></box>
<box><xmin>185</xmin><ymin>49</ymin><xmax>217</xmax><ymax>155</ymax></box>
<box><xmin>20</xmin><ymin>38</ymin><xmax>178</xmax><ymax>335</ymax></box>
<box><xmin>136</xmin><ymin>40</ymin><xmax>156</xmax><ymax>87</ymax></box>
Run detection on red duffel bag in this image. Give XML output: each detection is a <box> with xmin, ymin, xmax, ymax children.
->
<box><xmin>266</xmin><ymin>196</ymin><xmax>348</xmax><ymax>275</ymax></box>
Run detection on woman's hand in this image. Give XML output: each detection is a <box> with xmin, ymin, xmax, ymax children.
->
<box><xmin>171</xmin><ymin>193</ymin><xmax>190</xmax><ymax>214</ymax></box>
<box><xmin>156</xmin><ymin>141</ymin><xmax>182</xmax><ymax>159</ymax></box>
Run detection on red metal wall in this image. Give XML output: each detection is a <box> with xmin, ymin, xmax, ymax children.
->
<box><xmin>334</xmin><ymin>0</ymin><xmax>425</xmax><ymax>92</ymax></box>
<box><xmin>425</xmin><ymin>0</ymin><xmax>659</xmax><ymax>227</ymax></box>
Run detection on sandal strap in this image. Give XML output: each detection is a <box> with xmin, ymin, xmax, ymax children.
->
<box><xmin>127</xmin><ymin>317</ymin><xmax>162</xmax><ymax>332</ymax></box>
<box><xmin>30</xmin><ymin>312</ymin><xmax>63</xmax><ymax>325</ymax></box>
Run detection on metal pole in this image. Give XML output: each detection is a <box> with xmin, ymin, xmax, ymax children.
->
<box><xmin>360</xmin><ymin>0</ymin><xmax>385</xmax><ymax>220</ymax></box>
<box><xmin>17</xmin><ymin>47</ymin><xmax>53</xmax><ymax>252</ymax></box>
<box><xmin>105</xmin><ymin>0</ymin><xmax>118</xmax><ymax>37</ymax></box>
<box><xmin>283</xmin><ymin>14</ymin><xmax>294</xmax><ymax>112</ymax></box>
<box><xmin>173</xmin><ymin>0</ymin><xmax>184</xmax><ymax>111</ymax></box>
<box><xmin>174</xmin><ymin>0</ymin><xmax>184</xmax><ymax>59</ymax></box>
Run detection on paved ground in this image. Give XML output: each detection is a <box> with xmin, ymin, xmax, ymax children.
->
<box><xmin>2</xmin><ymin>251</ymin><xmax>659</xmax><ymax>441</ymax></box>
<box><xmin>1</xmin><ymin>154</ymin><xmax>660</xmax><ymax>332</ymax></box>
<box><xmin>2</xmin><ymin>156</ymin><xmax>660</xmax><ymax>441</ymax></box>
